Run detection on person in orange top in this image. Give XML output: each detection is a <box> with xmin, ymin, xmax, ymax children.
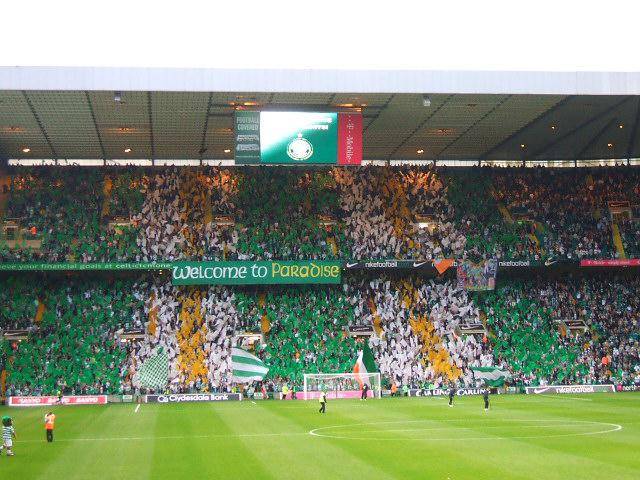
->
<box><xmin>390</xmin><ymin>383</ymin><xmax>398</xmax><ymax>396</ymax></box>
<box><xmin>44</xmin><ymin>412</ymin><xmax>56</xmax><ymax>443</ymax></box>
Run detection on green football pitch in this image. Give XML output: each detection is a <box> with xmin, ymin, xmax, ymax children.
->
<box><xmin>1</xmin><ymin>393</ymin><xmax>638</xmax><ymax>480</ymax></box>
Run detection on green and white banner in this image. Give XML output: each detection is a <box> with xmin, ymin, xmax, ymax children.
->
<box><xmin>470</xmin><ymin>366</ymin><xmax>511</xmax><ymax>387</ymax></box>
<box><xmin>136</xmin><ymin>348</ymin><xmax>170</xmax><ymax>390</ymax></box>
<box><xmin>231</xmin><ymin>347</ymin><xmax>269</xmax><ymax>383</ymax></box>
<box><xmin>171</xmin><ymin>260</ymin><xmax>342</xmax><ymax>285</ymax></box>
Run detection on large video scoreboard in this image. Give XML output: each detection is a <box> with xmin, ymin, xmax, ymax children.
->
<box><xmin>235</xmin><ymin>111</ymin><xmax>362</xmax><ymax>165</ymax></box>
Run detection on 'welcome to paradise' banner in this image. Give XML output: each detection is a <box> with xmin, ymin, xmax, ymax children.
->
<box><xmin>0</xmin><ymin>262</ymin><xmax>171</xmax><ymax>271</ymax></box>
<box><xmin>457</xmin><ymin>259</ymin><xmax>498</xmax><ymax>291</ymax></box>
<box><xmin>171</xmin><ymin>261</ymin><xmax>342</xmax><ymax>286</ymax></box>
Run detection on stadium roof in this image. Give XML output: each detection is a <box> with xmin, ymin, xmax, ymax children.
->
<box><xmin>0</xmin><ymin>68</ymin><xmax>639</xmax><ymax>163</ymax></box>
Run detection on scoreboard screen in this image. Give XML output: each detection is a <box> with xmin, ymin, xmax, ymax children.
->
<box><xmin>235</xmin><ymin>111</ymin><xmax>362</xmax><ymax>165</ymax></box>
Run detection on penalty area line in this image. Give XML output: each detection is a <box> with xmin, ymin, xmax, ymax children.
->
<box><xmin>134</xmin><ymin>404</ymin><xmax>141</xmax><ymax>413</ymax></box>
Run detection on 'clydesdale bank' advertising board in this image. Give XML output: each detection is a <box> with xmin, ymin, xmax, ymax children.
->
<box><xmin>145</xmin><ymin>393</ymin><xmax>243</xmax><ymax>403</ymax></box>
<box><xmin>171</xmin><ymin>261</ymin><xmax>342</xmax><ymax>286</ymax></box>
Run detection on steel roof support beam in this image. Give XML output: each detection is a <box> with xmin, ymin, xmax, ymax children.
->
<box><xmin>199</xmin><ymin>93</ymin><xmax>213</xmax><ymax>159</ymax></box>
<box><xmin>147</xmin><ymin>92</ymin><xmax>155</xmax><ymax>160</ymax></box>
<box><xmin>363</xmin><ymin>94</ymin><xmax>394</xmax><ymax>134</ymax></box>
<box><xmin>479</xmin><ymin>96</ymin><xmax>572</xmax><ymax>160</ymax></box>
<box><xmin>438</xmin><ymin>95</ymin><xmax>511</xmax><ymax>158</ymax></box>
<box><xmin>387</xmin><ymin>94</ymin><xmax>453</xmax><ymax>159</ymax></box>
<box><xmin>626</xmin><ymin>97</ymin><xmax>640</xmax><ymax>159</ymax></box>
<box><xmin>85</xmin><ymin>92</ymin><xmax>107</xmax><ymax>160</ymax></box>
<box><xmin>576</xmin><ymin>117</ymin><xmax>617</xmax><ymax>159</ymax></box>
<box><xmin>531</xmin><ymin>97</ymin><xmax>631</xmax><ymax>158</ymax></box>
<box><xmin>22</xmin><ymin>91</ymin><xmax>58</xmax><ymax>159</ymax></box>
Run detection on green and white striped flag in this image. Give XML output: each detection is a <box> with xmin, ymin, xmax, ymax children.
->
<box><xmin>231</xmin><ymin>347</ymin><xmax>269</xmax><ymax>383</ymax></box>
<box><xmin>137</xmin><ymin>348</ymin><xmax>169</xmax><ymax>390</ymax></box>
<box><xmin>470</xmin><ymin>366</ymin><xmax>511</xmax><ymax>387</ymax></box>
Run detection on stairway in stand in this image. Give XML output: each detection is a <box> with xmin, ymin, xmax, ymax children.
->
<box><xmin>101</xmin><ymin>175</ymin><xmax>113</xmax><ymax>218</ymax></box>
<box><xmin>611</xmin><ymin>222</ymin><xmax>627</xmax><ymax>259</ymax></box>
<box><xmin>0</xmin><ymin>171</ymin><xmax>10</xmax><ymax>220</ymax></box>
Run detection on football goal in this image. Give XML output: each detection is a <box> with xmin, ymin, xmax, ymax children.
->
<box><xmin>302</xmin><ymin>372</ymin><xmax>381</xmax><ymax>400</ymax></box>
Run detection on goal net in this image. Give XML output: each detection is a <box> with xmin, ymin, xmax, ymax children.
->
<box><xmin>303</xmin><ymin>373</ymin><xmax>381</xmax><ymax>400</ymax></box>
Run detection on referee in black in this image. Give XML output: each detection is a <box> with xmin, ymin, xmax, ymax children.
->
<box><xmin>483</xmin><ymin>388</ymin><xmax>490</xmax><ymax>411</ymax></box>
<box><xmin>361</xmin><ymin>383</ymin><xmax>369</xmax><ymax>401</ymax></box>
<box><xmin>448</xmin><ymin>385</ymin><xmax>455</xmax><ymax>407</ymax></box>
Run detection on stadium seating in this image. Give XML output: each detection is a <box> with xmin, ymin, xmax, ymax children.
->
<box><xmin>477</xmin><ymin>283</ymin><xmax>589</xmax><ymax>385</ymax></box>
<box><xmin>475</xmin><ymin>276</ymin><xmax>640</xmax><ymax>386</ymax></box>
<box><xmin>0</xmin><ymin>168</ymin><xmax>143</xmax><ymax>262</ymax></box>
<box><xmin>1</xmin><ymin>272</ymin><xmax>638</xmax><ymax>394</ymax></box>
<box><xmin>236</xmin><ymin>287</ymin><xmax>358</xmax><ymax>385</ymax></box>
<box><xmin>1</xmin><ymin>277</ymin><xmax>144</xmax><ymax>396</ymax></box>
<box><xmin>0</xmin><ymin>276</ymin><xmax>39</xmax><ymax>330</ymax></box>
<box><xmin>352</xmin><ymin>276</ymin><xmax>491</xmax><ymax>388</ymax></box>
<box><xmin>2</xmin><ymin>165</ymin><xmax>640</xmax><ymax>262</ymax></box>
<box><xmin>229</xmin><ymin>168</ymin><xmax>348</xmax><ymax>260</ymax></box>
<box><xmin>2</xmin><ymin>165</ymin><xmax>640</xmax><ymax>395</ymax></box>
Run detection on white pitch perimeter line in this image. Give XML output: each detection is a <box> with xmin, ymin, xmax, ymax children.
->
<box><xmin>15</xmin><ymin>431</ymin><xmax>309</xmax><ymax>444</ymax></box>
<box><xmin>536</xmin><ymin>394</ymin><xmax>593</xmax><ymax>402</ymax></box>
<box><xmin>134</xmin><ymin>404</ymin><xmax>141</xmax><ymax>413</ymax></box>
<box><xmin>251</xmin><ymin>401</ymin><xmax>257</xmax><ymax>405</ymax></box>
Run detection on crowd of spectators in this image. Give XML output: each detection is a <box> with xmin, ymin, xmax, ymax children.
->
<box><xmin>448</xmin><ymin>170</ymin><xmax>538</xmax><ymax>260</ymax></box>
<box><xmin>334</xmin><ymin>167</ymin><xmax>466</xmax><ymax>260</ymax></box>
<box><xmin>490</xmin><ymin>167</ymin><xmax>640</xmax><ymax>259</ymax></box>
<box><xmin>349</xmin><ymin>276</ymin><xmax>492</xmax><ymax>388</ymax></box>
<box><xmin>1</xmin><ymin>277</ymin><xmax>144</xmax><ymax>396</ymax></box>
<box><xmin>1</xmin><ymin>165</ymin><xmax>640</xmax><ymax>396</ymax></box>
<box><xmin>0</xmin><ymin>168</ymin><xmax>143</xmax><ymax>263</ymax></box>
<box><xmin>236</xmin><ymin>286</ymin><xmax>357</xmax><ymax>385</ymax></box>
<box><xmin>1</xmin><ymin>165</ymin><xmax>639</xmax><ymax>262</ymax></box>
<box><xmin>476</xmin><ymin>275</ymin><xmax>640</xmax><ymax>386</ymax></box>
<box><xmin>1</xmin><ymin>273</ymin><xmax>638</xmax><ymax>394</ymax></box>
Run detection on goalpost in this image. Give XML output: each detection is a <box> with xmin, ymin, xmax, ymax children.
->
<box><xmin>303</xmin><ymin>373</ymin><xmax>381</xmax><ymax>400</ymax></box>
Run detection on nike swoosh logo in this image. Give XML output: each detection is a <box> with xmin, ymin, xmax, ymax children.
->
<box><xmin>533</xmin><ymin>388</ymin><xmax>548</xmax><ymax>394</ymax></box>
<box><xmin>544</xmin><ymin>259</ymin><xmax>557</xmax><ymax>266</ymax></box>
<box><xmin>413</xmin><ymin>261</ymin><xmax>428</xmax><ymax>268</ymax></box>
<box><xmin>345</xmin><ymin>262</ymin><xmax>359</xmax><ymax>268</ymax></box>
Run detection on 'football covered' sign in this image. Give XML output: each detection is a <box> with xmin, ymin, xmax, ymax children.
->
<box><xmin>235</xmin><ymin>111</ymin><xmax>362</xmax><ymax>165</ymax></box>
<box><xmin>172</xmin><ymin>261</ymin><xmax>342</xmax><ymax>285</ymax></box>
